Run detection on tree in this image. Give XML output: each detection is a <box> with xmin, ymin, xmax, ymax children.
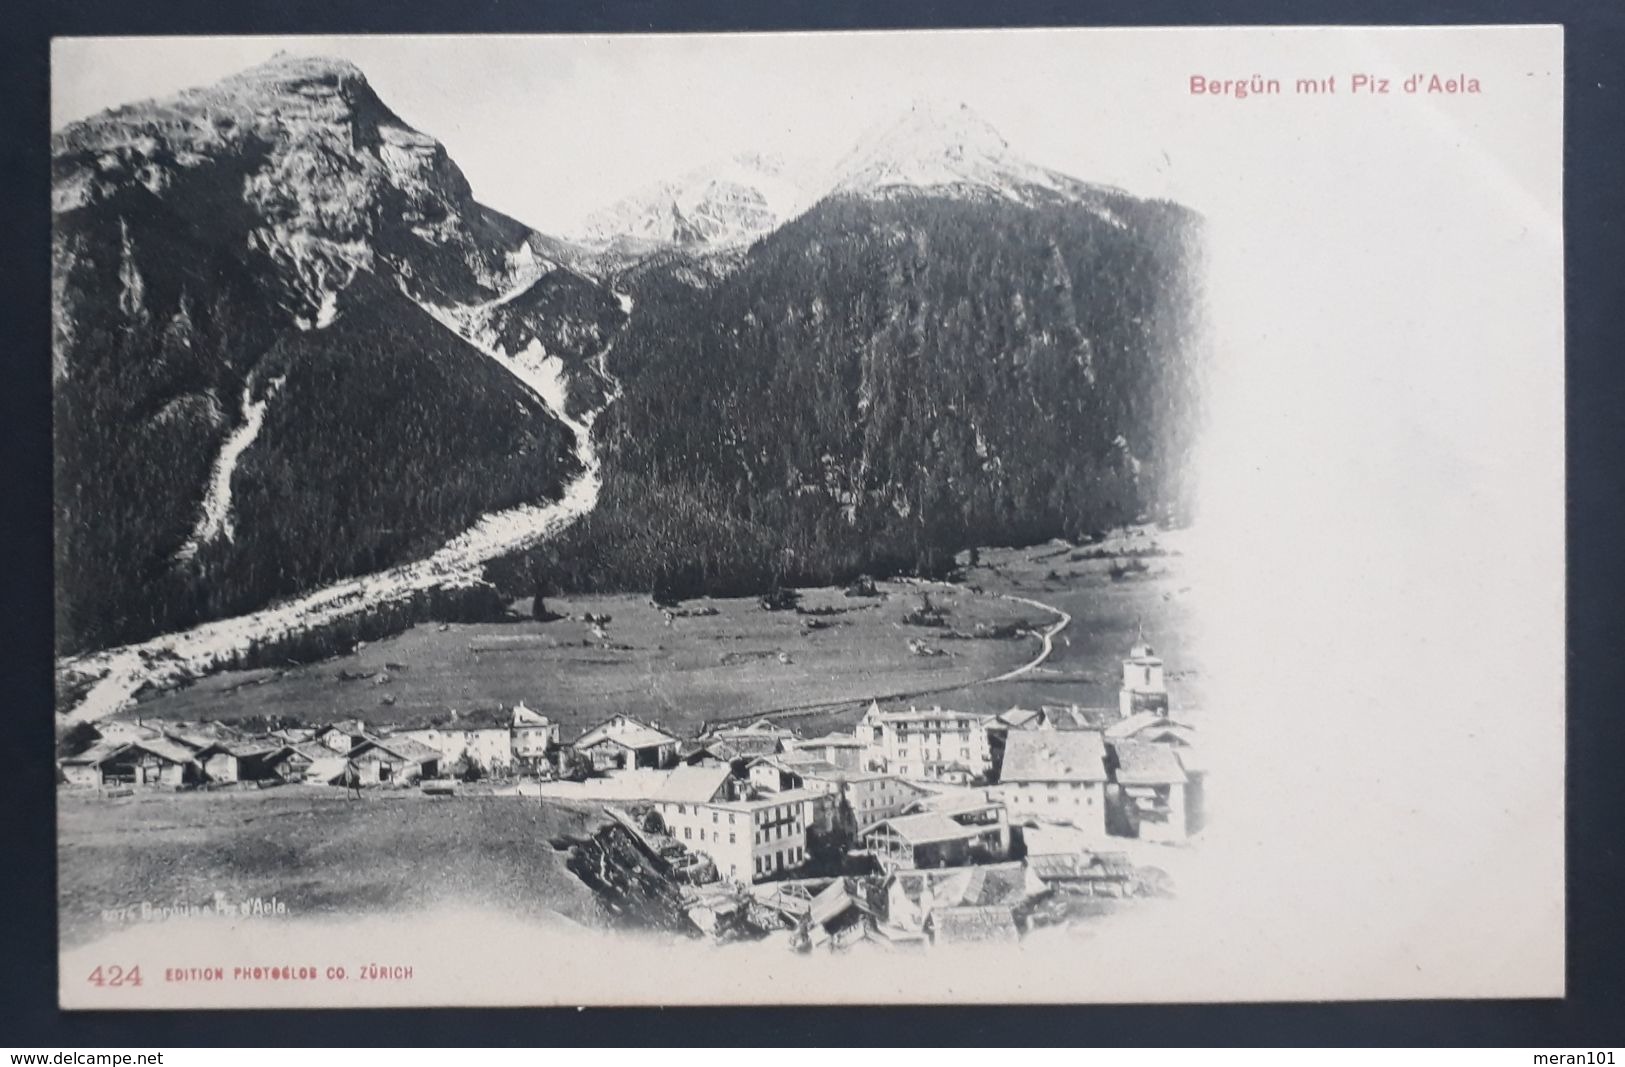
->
<box><xmin>557</xmin><ymin>746</ymin><xmax>596</xmax><ymax>782</ymax></box>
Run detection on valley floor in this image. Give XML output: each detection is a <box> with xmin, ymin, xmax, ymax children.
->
<box><xmin>58</xmin><ymin>531</ymin><xmax>1203</xmax><ymax>965</ymax></box>
<box><xmin>102</xmin><ymin>528</ymin><xmax>1197</xmax><ymax>740</ymax></box>
<box><xmin>112</xmin><ymin>579</ymin><xmax>1043</xmax><ymax>738</ymax></box>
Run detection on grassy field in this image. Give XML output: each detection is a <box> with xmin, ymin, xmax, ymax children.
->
<box><xmin>62</xmin><ymin>533</ymin><xmax>1202</xmax><ymax>955</ymax></box>
<box><xmin>772</xmin><ymin>531</ymin><xmax>1203</xmax><ymax>736</ymax></box>
<box><xmin>934</xmin><ymin>531</ymin><xmax>1202</xmax><ymax>713</ymax></box>
<box><xmin>117</xmin><ymin>581</ymin><xmax>1052</xmax><ymax>737</ymax></box>
<box><xmin>57</xmin><ymin>787</ymin><xmax>610</xmax><ymax>948</ymax></box>
<box><xmin>110</xmin><ymin>528</ymin><xmax>1200</xmax><ymax>746</ymax></box>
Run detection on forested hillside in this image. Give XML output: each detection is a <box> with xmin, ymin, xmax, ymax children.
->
<box><xmin>486</xmin><ymin>191</ymin><xmax>1205</xmax><ymax>601</ymax></box>
<box><xmin>52</xmin><ymin>55</ymin><xmax>621</xmax><ymax>656</ymax></box>
<box><xmin>53</xmin><ymin>57</ymin><xmax>1206</xmax><ymax>662</ymax></box>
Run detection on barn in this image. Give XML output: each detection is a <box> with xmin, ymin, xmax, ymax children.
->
<box><xmin>93</xmin><ymin>739</ymin><xmax>202</xmax><ymax>788</ymax></box>
<box><xmin>346</xmin><ymin>737</ymin><xmax>441</xmax><ymax>785</ymax></box>
<box><xmin>57</xmin><ymin>741</ymin><xmax>126</xmax><ymax>789</ymax></box>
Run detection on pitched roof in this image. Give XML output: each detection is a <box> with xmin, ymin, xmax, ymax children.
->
<box><xmin>892</xmin><ymin>864</ymin><xmax>1018</xmax><ymax>907</ymax></box>
<box><xmin>1040</xmin><ymin>705</ymin><xmax>1119</xmax><ymax>729</ymax></box>
<box><xmin>59</xmin><ymin>740</ymin><xmax>128</xmax><ymax>765</ymax></box>
<box><xmin>705</xmin><ymin>735</ymin><xmax>783</xmax><ymax>760</ymax></box>
<box><xmin>161</xmin><ymin>721</ymin><xmax>245</xmax><ymax>750</ymax></box>
<box><xmin>197</xmin><ymin>740</ymin><xmax>283</xmax><ymax>759</ymax></box>
<box><xmin>999</xmin><ymin>730</ymin><xmax>1108</xmax><ymax>784</ymax></box>
<box><xmin>599</xmin><ymin>724</ymin><xmax>677</xmax><ymax>750</ymax></box>
<box><xmin>932</xmin><ymin>905</ymin><xmax>1019</xmax><ymax>943</ymax></box>
<box><xmin>1106</xmin><ymin>711</ymin><xmax>1165</xmax><ymax>740</ymax></box>
<box><xmin>996</xmin><ymin>707</ymin><xmax>1043</xmax><ymax>729</ymax></box>
<box><xmin>353</xmin><ymin>736</ymin><xmax>442</xmax><ymax>763</ymax></box>
<box><xmin>790</xmin><ymin>733</ymin><xmax>867</xmax><ymax>749</ymax></box>
<box><xmin>511</xmin><ymin>702</ymin><xmax>551</xmax><ymax>728</ymax></box>
<box><xmin>942</xmin><ymin>863</ymin><xmax>1036</xmax><ymax>908</ymax></box>
<box><xmin>577</xmin><ymin>715</ymin><xmax>679</xmax><ymax>749</ymax></box>
<box><xmin>122</xmin><ymin>738</ymin><xmax>201</xmax><ymax>765</ymax></box>
<box><xmin>821</xmin><ymin>769</ymin><xmax>911</xmax><ymax>785</ymax></box>
<box><xmin>905</xmin><ymin>789</ymin><xmax>1003</xmax><ymax>818</ymax></box>
<box><xmin>1105</xmin><ymin>712</ymin><xmax>1196</xmax><ymax>742</ymax></box>
<box><xmin>1111</xmin><ymin>739</ymin><xmax>1188</xmax><ymax>786</ymax></box>
<box><xmin>653</xmin><ymin>764</ymin><xmax>732</xmax><ymax>804</ymax></box>
<box><xmin>807</xmin><ymin>877</ymin><xmax>874</xmax><ymax>929</ymax></box>
<box><xmin>1027</xmin><ymin>852</ymin><xmax>1133</xmax><ymax>882</ymax></box>
<box><xmin>1026</xmin><ymin>853</ymin><xmax>1088</xmax><ymax>881</ymax></box>
<box><xmin>708</xmin><ymin>787</ymin><xmax>819</xmax><ymax>812</ymax></box>
<box><xmin>867</xmin><ymin>811</ymin><xmax>987</xmax><ymax>846</ymax></box>
<box><xmin>778</xmin><ymin>762</ymin><xmax>904</xmax><ymax>787</ymax></box>
<box><xmin>775</xmin><ymin>754</ymin><xmax>841</xmax><ymax>775</ymax></box>
<box><xmin>734</xmin><ymin>718</ymin><xmax>794</xmax><ymax>735</ymax></box>
<box><xmin>1090</xmin><ymin>852</ymin><xmax>1135</xmax><ymax>877</ymax></box>
<box><xmin>872</xmin><ymin>706</ymin><xmax>986</xmax><ymax>724</ymax></box>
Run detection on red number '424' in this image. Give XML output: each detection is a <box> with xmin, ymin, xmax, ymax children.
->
<box><xmin>88</xmin><ymin>965</ymin><xmax>142</xmax><ymax>987</ymax></box>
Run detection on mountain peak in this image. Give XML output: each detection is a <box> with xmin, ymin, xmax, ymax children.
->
<box><xmin>830</xmin><ymin>100</ymin><xmax>1031</xmax><ymax>199</ymax></box>
<box><xmin>874</xmin><ymin>100</ymin><xmax>1011</xmax><ymax>156</ymax></box>
<box><xmin>222</xmin><ymin>52</ymin><xmax>373</xmax><ymax>92</ymax></box>
<box><xmin>53</xmin><ymin>51</ymin><xmax>391</xmax><ymax>162</ymax></box>
<box><xmin>822</xmin><ymin>98</ymin><xmax>1124</xmax><ymax>213</ymax></box>
<box><xmin>577</xmin><ymin>149</ymin><xmax>821</xmax><ymax>251</ymax></box>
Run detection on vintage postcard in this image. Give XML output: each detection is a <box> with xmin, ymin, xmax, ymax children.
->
<box><xmin>51</xmin><ymin>26</ymin><xmax>1563</xmax><ymax>1008</ymax></box>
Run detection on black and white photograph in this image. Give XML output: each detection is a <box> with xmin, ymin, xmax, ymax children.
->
<box><xmin>47</xmin><ymin>27</ymin><xmax>1563</xmax><ymax>1009</ymax></box>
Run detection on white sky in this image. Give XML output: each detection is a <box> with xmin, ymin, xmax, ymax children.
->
<box><xmin>53</xmin><ymin>30</ymin><xmax>1213</xmax><ymax>233</ymax></box>
<box><xmin>52</xmin><ymin>28</ymin><xmax>1565</xmax><ymax>1002</ymax></box>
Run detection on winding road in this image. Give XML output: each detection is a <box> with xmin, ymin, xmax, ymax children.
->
<box><xmin>710</xmin><ymin>586</ymin><xmax>1072</xmax><ymax>727</ymax></box>
<box><xmin>981</xmin><ymin>592</ymin><xmax>1072</xmax><ymax>683</ymax></box>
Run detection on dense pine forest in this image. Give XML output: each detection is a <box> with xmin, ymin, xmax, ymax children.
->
<box><xmin>52</xmin><ymin>54</ymin><xmax>1208</xmax><ymax>662</ymax></box>
<box><xmin>52</xmin><ymin>182</ymin><xmax>587</xmax><ymax>657</ymax></box>
<box><xmin>485</xmin><ymin>192</ymin><xmax>1206</xmax><ymax>602</ymax></box>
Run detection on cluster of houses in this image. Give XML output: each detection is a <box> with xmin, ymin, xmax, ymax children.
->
<box><xmin>58</xmin><ymin>634</ymin><xmax>1204</xmax><ymax>915</ymax></box>
<box><xmin>524</xmin><ymin>633</ymin><xmax>1204</xmax><ymax>891</ymax></box>
<box><xmin>757</xmin><ymin>848</ymin><xmax>1152</xmax><ymax>950</ymax></box>
<box><xmin>56</xmin><ymin>702</ymin><xmax>563</xmax><ymax>791</ymax></box>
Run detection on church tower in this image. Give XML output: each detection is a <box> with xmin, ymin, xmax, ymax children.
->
<box><xmin>1119</xmin><ymin>624</ymin><xmax>1169</xmax><ymax>717</ymax></box>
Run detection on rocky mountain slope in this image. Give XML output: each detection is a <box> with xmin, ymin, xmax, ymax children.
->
<box><xmin>487</xmin><ymin>104</ymin><xmax>1206</xmax><ymax>601</ymax></box>
<box><xmin>52</xmin><ymin>56</ymin><xmax>1205</xmax><ymax>674</ymax></box>
<box><xmin>577</xmin><ymin>151</ymin><xmax>821</xmax><ymax>258</ymax></box>
<box><xmin>52</xmin><ymin>54</ymin><xmax>626</xmax><ymax>656</ymax></box>
<box><xmin>828</xmin><ymin>100</ymin><xmax>1126</xmax><ymax>212</ymax></box>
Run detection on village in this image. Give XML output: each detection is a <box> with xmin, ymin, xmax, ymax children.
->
<box><xmin>57</xmin><ymin>631</ymin><xmax>1203</xmax><ymax>952</ymax></box>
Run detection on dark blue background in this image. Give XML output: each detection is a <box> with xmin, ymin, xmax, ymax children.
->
<box><xmin>3</xmin><ymin>0</ymin><xmax>1621</xmax><ymax>1046</ymax></box>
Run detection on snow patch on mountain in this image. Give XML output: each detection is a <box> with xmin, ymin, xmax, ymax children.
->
<box><xmin>312</xmin><ymin>289</ymin><xmax>340</xmax><ymax>329</ymax></box>
<box><xmin>828</xmin><ymin>101</ymin><xmax>1126</xmax><ymax>223</ymax></box>
<box><xmin>578</xmin><ymin>152</ymin><xmax>822</xmax><ymax>251</ymax></box>
<box><xmin>116</xmin><ymin>218</ymin><xmax>145</xmax><ymax>319</ymax></box>
<box><xmin>176</xmin><ymin>373</ymin><xmax>287</xmax><ymax>561</ymax></box>
<box><xmin>407</xmin><ymin>281</ymin><xmax>587</xmax><ymax>437</ymax></box>
<box><xmin>573</xmin><ymin>103</ymin><xmax>1130</xmax><ymax>256</ymax></box>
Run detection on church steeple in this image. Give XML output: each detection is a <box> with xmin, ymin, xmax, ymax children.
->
<box><xmin>1120</xmin><ymin>626</ymin><xmax>1169</xmax><ymax>717</ymax></box>
<box><xmin>1129</xmin><ymin>618</ymin><xmax>1156</xmax><ymax>659</ymax></box>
